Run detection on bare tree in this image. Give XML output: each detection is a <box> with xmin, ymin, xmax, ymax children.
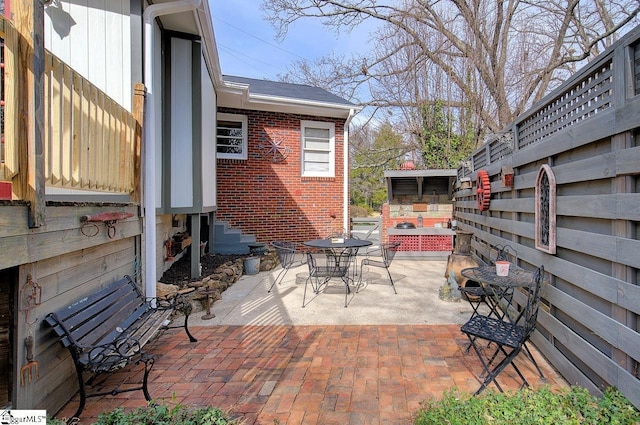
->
<box><xmin>350</xmin><ymin>122</ymin><xmax>406</xmax><ymax>209</ymax></box>
<box><xmin>265</xmin><ymin>0</ymin><xmax>639</xmax><ymax>137</ymax></box>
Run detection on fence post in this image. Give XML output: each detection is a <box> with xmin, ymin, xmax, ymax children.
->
<box><xmin>12</xmin><ymin>0</ymin><xmax>46</xmax><ymax>227</ymax></box>
<box><xmin>131</xmin><ymin>83</ymin><xmax>145</xmax><ymax>204</ymax></box>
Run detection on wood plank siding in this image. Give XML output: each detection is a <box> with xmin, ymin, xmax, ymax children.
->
<box><xmin>0</xmin><ymin>7</ymin><xmax>144</xmax><ymax>413</ymax></box>
<box><xmin>454</xmin><ymin>26</ymin><xmax>640</xmax><ymax>409</ymax></box>
<box><xmin>0</xmin><ymin>203</ymin><xmax>142</xmax><ymax>413</ymax></box>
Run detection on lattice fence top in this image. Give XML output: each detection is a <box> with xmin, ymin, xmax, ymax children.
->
<box><xmin>457</xmin><ymin>31</ymin><xmax>637</xmax><ymax>177</ymax></box>
<box><xmin>518</xmin><ymin>60</ymin><xmax>613</xmax><ymax>149</ymax></box>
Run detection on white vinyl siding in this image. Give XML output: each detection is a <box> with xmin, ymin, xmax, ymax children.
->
<box><xmin>170</xmin><ymin>38</ymin><xmax>193</xmax><ymax>208</ymax></box>
<box><xmin>44</xmin><ymin>0</ymin><xmax>132</xmax><ymax>110</ymax></box>
<box><xmin>217</xmin><ymin>113</ymin><xmax>248</xmax><ymax>159</ymax></box>
<box><xmin>301</xmin><ymin>121</ymin><xmax>335</xmax><ymax>177</ymax></box>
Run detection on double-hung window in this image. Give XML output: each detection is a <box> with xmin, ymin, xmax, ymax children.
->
<box><xmin>301</xmin><ymin>121</ymin><xmax>335</xmax><ymax>177</ymax></box>
<box><xmin>217</xmin><ymin>113</ymin><xmax>248</xmax><ymax>160</ymax></box>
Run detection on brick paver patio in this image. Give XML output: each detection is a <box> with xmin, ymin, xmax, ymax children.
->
<box><xmin>54</xmin><ymin>324</ymin><xmax>567</xmax><ymax>424</ymax></box>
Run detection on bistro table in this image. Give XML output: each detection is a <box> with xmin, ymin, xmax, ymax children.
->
<box><xmin>303</xmin><ymin>238</ymin><xmax>373</xmax><ymax>253</ymax></box>
<box><xmin>304</xmin><ymin>238</ymin><xmax>373</xmax><ymax>280</ymax></box>
<box><xmin>303</xmin><ymin>238</ymin><xmax>373</xmax><ymax>306</ymax></box>
<box><xmin>461</xmin><ymin>266</ymin><xmax>534</xmax><ymax>322</ymax></box>
<box><xmin>461</xmin><ymin>266</ymin><xmax>535</xmax><ymax>291</ymax></box>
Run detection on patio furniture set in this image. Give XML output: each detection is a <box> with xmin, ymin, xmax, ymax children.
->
<box><xmin>45</xmin><ymin>238</ymin><xmax>546</xmax><ymax>420</ymax></box>
<box><xmin>271</xmin><ymin>237</ymin><xmax>401</xmax><ymax>308</ymax></box>
<box><xmin>271</xmin><ymin>237</ymin><xmax>547</xmax><ymax>394</ymax></box>
<box><xmin>458</xmin><ymin>245</ymin><xmax>547</xmax><ymax>395</ymax></box>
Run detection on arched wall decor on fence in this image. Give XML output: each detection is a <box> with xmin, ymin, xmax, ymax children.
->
<box><xmin>535</xmin><ymin>164</ymin><xmax>556</xmax><ymax>254</ymax></box>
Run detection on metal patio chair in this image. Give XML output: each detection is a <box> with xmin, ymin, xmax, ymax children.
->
<box><xmin>494</xmin><ymin>244</ymin><xmax>517</xmax><ymax>263</ymax></box>
<box><xmin>269</xmin><ymin>241</ymin><xmax>305</xmax><ymax>292</ymax></box>
<box><xmin>303</xmin><ymin>249</ymin><xmax>356</xmax><ymax>308</ymax></box>
<box><xmin>358</xmin><ymin>241</ymin><xmax>401</xmax><ymax>293</ymax></box>
<box><xmin>460</xmin><ymin>265</ymin><xmax>544</xmax><ymax>395</ymax></box>
<box><xmin>325</xmin><ymin>231</ymin><xmax>362</xmax><ymax>279</ymax></box>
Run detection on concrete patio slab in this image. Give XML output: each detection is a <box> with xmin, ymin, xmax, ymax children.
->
<box><xmin>190</xmin><ymin>259</ymin><xmax>479</xmax><ymax>326</ymax></box>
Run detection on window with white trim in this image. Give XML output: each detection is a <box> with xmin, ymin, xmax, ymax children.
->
<box><xmin>216</xmin><ymin>113</ymin><xmax>248</xmax><ymax>159</ymax></box>
<box><xmin>301</xmin><ymin>121</ymin><xmax>335</xmax><ymax>177</ymax></box>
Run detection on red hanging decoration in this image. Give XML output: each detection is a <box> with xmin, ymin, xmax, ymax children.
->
<box><xmin>476</xmin><ymin>170</ymin><xmax>491</xmax><ymax>211</ymax></box>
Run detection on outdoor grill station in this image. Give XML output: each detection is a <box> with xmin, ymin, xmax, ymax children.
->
<box><xmin>382</xmin><ymin>163</ymin><xmax>457</xmax><ymax>258</ymax></box>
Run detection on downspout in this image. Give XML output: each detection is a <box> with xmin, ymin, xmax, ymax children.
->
<box><xmin>343</xmin><ymin>109</ymin><xmax>356</xmax><ymax>234</ymax></box>
<box><xmin>143</xmin><ymin>0</ymin><xmax>201</xmax><ymax>298</ymax></box>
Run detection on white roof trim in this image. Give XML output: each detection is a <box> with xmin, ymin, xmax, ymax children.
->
<box><xmin>251</xmin><ymin>93</ymin><xmax>357</xmax><ymax>110</ymax></box>
<box><xmin>217</xmin><ymin>82</ymin><xmax>360</xmax><ymax>118</ymax></box>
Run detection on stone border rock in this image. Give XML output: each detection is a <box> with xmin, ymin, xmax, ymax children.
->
<box><xmin>158</xmin><ymin>248</ymin><xmax>279</xmax><ymax>315</ymax></box>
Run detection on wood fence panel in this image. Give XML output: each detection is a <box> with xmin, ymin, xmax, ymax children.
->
<box><xmin>94</xmin><ymin>89</ymin><xmax>105</xmax><ymax>190</ymax></box>
<box><xmin>536</xmin><ymin>310</ymin><xmax>640</xmax><ymax>406</ymax></box>
<box><xmin>557</xmin><ymin>194</ymin><xmax>640</xmax><ymax>220</ymax></box>
<box><xmin>530</xmin><ymin>328</ymin><xmax>600</xmax><ymax>393</ymax></box>
<box><xmin>72</xmin><ymin>72</ymin><xmax>82</xmax><ymax>187</ymax></box>
<box><xmin>2</xmin><ymin>18</ymin><xmax>146</xmax><ymax>198</ymax></box>
<box><xmin>61</xmin><ymin>63</ymin><xmax>72</xmax><ymax>186</ymax></box>
<box><xmin>616</xmin><ymin>145</ymin><xmax>640</xmax><ymax>175</ymax></box>
<box><xmin>87</xmin><ymin>84</ymin><xmax>97</xmax><ymax>188</ymax></box>
<box><xmin>2</xmin><ymin>18</ymin><xmax>19</xmax><ymax>180</ymax></box>
<box><xmin>545</xmin><ymin>285</ymin><xmax>639</xmax><ymax>359</ymax></box>
<box><xmin>454</xmin><ymin>26</ymin><xmax>640</xmax><ymax>408</ymax></box>
<box><xmin>80</xmin><ymin>78</ymin><xmax>91</xmax><ymax>188</ymax></box>
<box><xmin>48</xmin><ymin>54</ymin><xmax>63</xmax><ymax>185</ymax></box>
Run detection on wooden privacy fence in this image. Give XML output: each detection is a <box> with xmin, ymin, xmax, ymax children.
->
<box><xmin>454</xmin><ymin>25</ymin><xmax>640</xmax><ymax>409</ymax></box>
<box><xmin>1</xmin><ymin>16</ymin><xmax>142</xmax><ymax>195</ymax></box>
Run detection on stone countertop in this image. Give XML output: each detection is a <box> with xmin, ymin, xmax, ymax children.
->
<box><xmin>387</xmin><ymin>227</ymin><xmax>456</xmax><ymax>235</ymax></box>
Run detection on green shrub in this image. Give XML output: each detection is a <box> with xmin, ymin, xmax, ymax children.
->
<box><xmin>46</xmin><ymin>386</ymin><xmax>640</xmax><ymax>425</ymax></box>
<box><xmin>414</xmin><ymin>386</ymin><xmax>640</xmax><ymax>425</ymax></box>
<box><xmin>47</xmin><ymin>402</ymin><xmax>238</xmax><ymax>425</ymax></box>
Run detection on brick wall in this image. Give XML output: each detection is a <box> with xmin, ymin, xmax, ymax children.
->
<box><xmin>216</xmin><ymin>108</ymin><xmax>347</xmax><ymax>244</ymax></box>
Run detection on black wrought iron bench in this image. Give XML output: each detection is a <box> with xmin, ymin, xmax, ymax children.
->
<box><xmin>45</xmin><ymin>275</ymin><xmax>197</xmax><ymax>420</ymax></box>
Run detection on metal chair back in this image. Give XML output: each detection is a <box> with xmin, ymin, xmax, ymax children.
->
<box><xmin>304</xmin><ymin>250</ymin><xmax>356</xmax><ymax>307</ymax></box>
<box><xmin>381</xmin><ymin>241</ymin><xmax>401</xmax><ymax>267</ymax></box>
<box><xmin>494</xmin><ymin>244</ymin><xmax>517</xmax><ymax>263</ymax></box>
<box><xmin>521</xmin><ymin>265</ymin><xmax>544</xmax><ymax>338</ymax></box>
<box><xmin>272</xmin><ymin>241</ymin><xmax>297</xmax><ymax>268</ymax></box>
<box><xmin>359</xmin><ymin>241</ymin><xmax>401</xmax><ymax>293</ymax></box>
<box><xmin>306</xmin><ymin>250</ymin><xmax>352</xmax><ymax>279</ymax></box>
<box><xmin>269</xmin><ymin>241</ymin><xmax>304</xmax><ymax>292</ymax></box>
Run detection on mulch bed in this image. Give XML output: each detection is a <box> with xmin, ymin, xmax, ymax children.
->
<box><xmin>159</xmin><ymin>253</ymin><xmax>246</xmax><ymax>285</ymax></box>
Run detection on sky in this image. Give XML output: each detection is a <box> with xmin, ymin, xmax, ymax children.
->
<box><xmin>209</xmin><ymin>1</ymin><xmax>377</xmax><ymax>81</ymax></box>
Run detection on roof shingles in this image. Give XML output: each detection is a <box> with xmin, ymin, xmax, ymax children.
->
<box><xmin>223</xmin><ymin>75</ymin><xmax>354</xmax><ymax>107</ymax></box>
